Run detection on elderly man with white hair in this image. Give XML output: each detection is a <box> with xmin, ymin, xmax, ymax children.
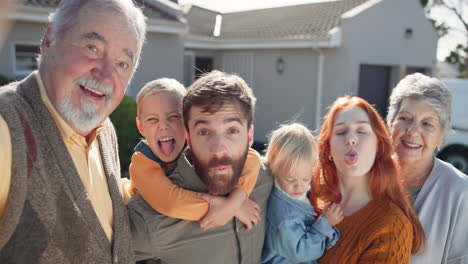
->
<box><xmin>0</xmin><ymin>0</ymin><xmax>146</xmax><ymax>262</ymax></box>
<box><xmin>387</xmin><ymin>73</ymin><xmax>468</xmax><ymax>264</ymax></box>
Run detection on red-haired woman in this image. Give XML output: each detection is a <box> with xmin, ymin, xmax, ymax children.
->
<box><xmin>311</xmin><ymin>96</ymin><xmax>425</xmax><ymax>263</ymax></box>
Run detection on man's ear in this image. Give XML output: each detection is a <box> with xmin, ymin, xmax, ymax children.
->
<box><xmin>248</xmin><ymin>125</ymin><xmax>254</xmax><ymax>147</ymax></box>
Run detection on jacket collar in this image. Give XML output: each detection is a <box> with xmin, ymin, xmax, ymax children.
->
<box><xmin>271</xmin><ymin>185</ymin><xmax>316</xmax><ymax>216</ymax></box>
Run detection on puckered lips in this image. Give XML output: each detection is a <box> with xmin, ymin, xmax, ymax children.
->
<box><xmin>401</xmin><ymin>139</ymin><xmax>423</xmax><ymax>150</ymax></box>
<box><xmin>158</xmin><ymin>136</ymin><xmax>176</xmax><ymax>157</ymax></box>
<box><xmin>344</xmin><ymin>150</ymin><xmax>358</xmax><ymax>166</ymax></box>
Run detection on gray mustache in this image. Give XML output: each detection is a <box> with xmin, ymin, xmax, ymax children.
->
<box><xmin>74</xmin><ymin>77</ymin><xmax>113</xmax><ymax>97</ymax></box>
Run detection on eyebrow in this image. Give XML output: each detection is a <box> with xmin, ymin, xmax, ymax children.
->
<box><xmin>334</xmin><ymin>120</ymin><xmax>370</xmax><ymax>127</ymax></box>
<box><xmin>224</xmin><ymin>117</ymin><xmax>243</xmax><ymax>125</ymax></box>
<box><xmin>83</xmin><ymin>31</ymin><xmax>134</xmax><ymax>62</ymax></box>
<box><xmin>123</xmin><ymin>49</ymin><xmax>134</xmax><ymax>62</ymax></box>
<box><xmin>192</xmin><ymin>117</ymin><xmax>243</xmax><ymax>129</ymax></box>
<box><xmin>141</xmin><ymin>113</ymin><xmax>156</xmax><ymax>118</ymax></box>
<box><xmin>399</xmin><ymin>110</ymin><xmax>437</xmax><ymax>120</ymax></box>
<box><xmin>193</xmin><ymin>119</ymin><xmax>209</xmax><ymax>128</ymax></box>
<box><xmin>398</xmin><ymin>110</ymin><xmax>411</xmax><ymax>115</ymax></box>
<box><xmin>142</xmin><ymin>110</ymin><xmax>180</xmax><ymax>118</ymax></box>
<box><xmin>84</xmin><ymin>32</ymin><xmax>107</xmax><ymax>43</ymax></box>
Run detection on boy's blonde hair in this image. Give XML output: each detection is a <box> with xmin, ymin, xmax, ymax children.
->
<box><xmin>136</xmin><ymin>78</ymin><xmax>186</xmax><ymax>116</ymax></box>
<box><xmin>266</xmin><ymin>123</ymin><xmax>317</xmax><ymax>178</ymax></box>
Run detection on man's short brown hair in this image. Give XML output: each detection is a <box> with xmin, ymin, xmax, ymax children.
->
<box><xmin>183</xmin><ymin>71</ymin><xmax>256</xmax><ymax>130</ymax></box>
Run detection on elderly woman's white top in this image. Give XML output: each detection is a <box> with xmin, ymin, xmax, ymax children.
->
<box><xmin>411</xmin><ymin>158</ymin><xmax>468</xmax><ymax>264</ymax></box>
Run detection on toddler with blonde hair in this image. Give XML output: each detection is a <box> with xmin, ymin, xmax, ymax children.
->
<box><xmin>261</xmin><ymin>123</ymin><xmax>342</xmax><ymax>264</ymax></box>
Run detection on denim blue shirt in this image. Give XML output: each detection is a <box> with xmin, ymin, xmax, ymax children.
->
<box><xmin>134</xmin><ymin>140</ymin><xmax>176</xmax><ymax>176</ymax></box>
<box><xmin>261</xmin><ymin>185</ymin><xmax>340</xmax><ymax>264</ymax></box>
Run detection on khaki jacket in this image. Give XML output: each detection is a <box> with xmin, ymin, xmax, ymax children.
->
<box><xmin>128</xmin><ymin>149</ymin><xmax>273</xmax><ymax>264</ymax></box>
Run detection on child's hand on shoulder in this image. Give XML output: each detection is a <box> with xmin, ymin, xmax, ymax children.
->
<box><xmin>235</xmin><ymin>198</ymin><xmax>260</xmax><ymax>230</ymax></box>
<box><xmin>322</xmin><ymin>203</ymin><xmax>343</xmax><ymax>226</ymax></box>
<box><xmin>198</xmin><ymin>193</ymin><xmax>238</xmax><ymax>230</ymax></box>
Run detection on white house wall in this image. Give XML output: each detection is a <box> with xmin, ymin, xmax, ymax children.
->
<box><xmin>128</xmin><ymin>32</ymin><xmax>184</xmax><ymax>98</ymax></box>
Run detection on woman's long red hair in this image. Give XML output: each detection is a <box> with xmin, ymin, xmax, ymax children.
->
<box><xmin>310</xmin><ymin>96</ymin><xmax>425</xmax><ymax>254</ymax></box>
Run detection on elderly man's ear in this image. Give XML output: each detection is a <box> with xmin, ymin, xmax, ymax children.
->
<box><xmin>40</xmin><ymin>26</ymin><xmax>53</xmax><ymax>53</ymax></box>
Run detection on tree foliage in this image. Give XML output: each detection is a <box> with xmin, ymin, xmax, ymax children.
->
<box><xmin>421</xmin><ymin>0</ymin><xmax>468</xmax><ymax>77</ymax></box>
<box><xmin>446</xmin><ymin>43</ymin><xmax>468</xmax><ymax>76</ymax></box>
<box><xmin>109</xmin><ymin>95</ymin><xmax>140</xmax><ymax>177</ymax></box>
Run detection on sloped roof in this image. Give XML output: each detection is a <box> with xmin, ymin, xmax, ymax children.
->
<box><xmin>22</xmin><ymin>0</ymin><xmax>183</xmax><ymax>22</ymax></box>
<box><xmin>186</xmin><ymin>0</ymin><xmax>370</xmax><ymax>40</ymax></box>
<box><xmin>185</xmin><ymin>5</ymin><xmax>219</xmax><ymax>38</ymax></box>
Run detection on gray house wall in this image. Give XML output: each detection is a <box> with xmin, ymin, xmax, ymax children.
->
<box><xmin>320</xmin><ymin>46</ymin><xmax>353</xmax><ymax>120</ymax></box>
<box><xmin>345</xmin><ymin>0</ymin><xmax>437</xmax><ymax>68</ymax></box>
<box><xmin>221</xmin><ymin>51</ymin><xmax>254</xmax><ymax>85</ymax></box>
<box><xmin>214</xmin><ymin>49</ymin><xmax>319</xmax><ymax>143</ymax></box>
<box><xmin>201</xmin><ymin>1</ymin><xmax>437</xmax><ymax>142</ymax></box>
<box><xmin>2</xmin><ymin>0</ymin><xmax>434</xmax><ymax>145</ymax></box>
<box><xmin>128</xmin><ymin>32</ymin><xmax>184</xmax><ymax>98</ymax></box>
<box><xmin>0</xmin><ymin>21</ymin><xmax>44</xmax><ymax>79</ymax></box>
<box><xmin>252</xmin><ymin>49</ymin><xmax>319</xmax><ymax>143</ymax></box>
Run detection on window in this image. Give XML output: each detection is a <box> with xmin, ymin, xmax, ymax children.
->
<box><xmin>14</xmin><ymin>44</ymin><xmax>39</xmax><ymax>76</ymax></box>
<box><xmin>195</xmin><ymin>57</ymin><xmax>213</xmax><ymax>78</ymax></box>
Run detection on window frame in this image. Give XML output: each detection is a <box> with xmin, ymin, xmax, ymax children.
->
<box><xmin>12</xmin><ymin>42</ymin><xmax>40</xmax><ymax>77</ymax></box>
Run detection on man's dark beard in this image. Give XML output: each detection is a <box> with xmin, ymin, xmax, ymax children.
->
<box><xmin>191</xmin><ymin>144</ymin><xmax>249</xmax><ymax>196</ymax></box>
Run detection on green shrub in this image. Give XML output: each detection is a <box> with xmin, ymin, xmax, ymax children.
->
<box><xmin>110</xmin><ymin>95</ymin><xmax>140</xmax><ymax>177</ymax></box>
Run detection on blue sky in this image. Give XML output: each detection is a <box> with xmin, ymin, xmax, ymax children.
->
<box><xmin>179</xmin><ymin>0</ymin><xmax>467</xmax><ymax>61</ymax></box>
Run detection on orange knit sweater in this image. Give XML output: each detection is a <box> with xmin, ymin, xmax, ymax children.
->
<box><xmin>319</xmin><ymin>199</ymin><xmax>413</xmax><ymax>264</ymax></box>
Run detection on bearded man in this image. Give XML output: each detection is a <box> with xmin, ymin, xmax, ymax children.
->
<box><xmin>128</xmin><ymin>71</ymin><xmax>273</xmax><ymax>264</ymax></box>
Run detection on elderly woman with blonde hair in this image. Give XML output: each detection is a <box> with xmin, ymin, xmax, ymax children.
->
<box><xmin>387</xmin><ymin>73</ymin><xmax>468</xmax><ymax>264</ymax></box>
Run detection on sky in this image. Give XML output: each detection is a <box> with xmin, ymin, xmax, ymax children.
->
<box><xmin>179</xmin><ymin>0</ymin><xmax>467</xmax><ymax>61</ymax></box>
